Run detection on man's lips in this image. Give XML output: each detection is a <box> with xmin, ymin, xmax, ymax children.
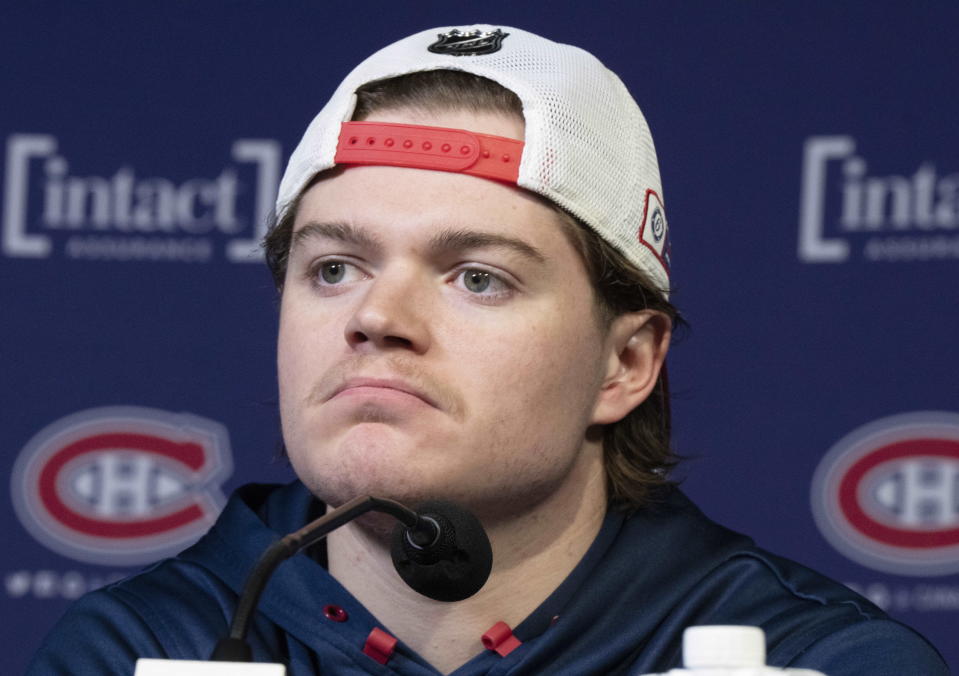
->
<box><xmin>328</xmin><ymin>377</ymin><xmax>438</xmax><ymax>409</ymax></box>
<box><xmin>307</xmin><ymin>357</ymin><xmax>464</xmax><ymax>419</ymax></box>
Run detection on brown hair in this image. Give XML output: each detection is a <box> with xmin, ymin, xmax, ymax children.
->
<box><xmin>264</xmin><ymin>70</ymin><xmax>684</xmax><ymax>510</ymax></box>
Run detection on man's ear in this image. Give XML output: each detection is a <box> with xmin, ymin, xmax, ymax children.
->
<box><xmin>591</xmin><ymin>310</ymin><xmax>671</xmax><ymax>425</ymax></box>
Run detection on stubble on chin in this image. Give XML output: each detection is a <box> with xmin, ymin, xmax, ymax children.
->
<box><xmin>287</xmin><ymin>352</ymin><xmax>579</xmax><ymax>524</ymax></box>
<box><xmin>283</xmin><ymin>352</ymin><xmax>468</xmax><ymax>504</ymax></box>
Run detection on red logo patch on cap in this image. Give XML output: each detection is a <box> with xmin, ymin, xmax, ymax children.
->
<box><xmin>11</xmin><ymin>407</ymin><xmax>232</xmax><ymax>566</ymax></box>
<box><xmin>811</xmin><ymin>412</ymin><xmax>959</xmax><ymax>576</ymax></box>
<box><xmin>638</xmin><ymin>189</ymin><xmax>670</xmax><ymax>277</ymax></box>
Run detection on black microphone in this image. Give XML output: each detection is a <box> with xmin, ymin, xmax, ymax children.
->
<box><xmin>211</xmin><ymin>495</ymin><xmax>492</xmax><ymax>662</ymax></box>
<box><xmin>390</xmin><ymin>500</ymin><xmax>493</xmax><ymax>602</ymax></box>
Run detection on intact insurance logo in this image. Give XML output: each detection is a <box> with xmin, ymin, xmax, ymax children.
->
<box><xmin>798</xmin><ymin>136</ymin><xmax>959</xmax><ymax>264</ymax></box>
<box><xmin>811</xmin><ymin>412</ymin><xmax>959</xmax><ymax>576</ymax></box>
<box><xmin>2</xmin><ymin>134</ymin><xmax>280</xmax><ymax>263</ymax></box>
<box><xmin>11</xmin><ymin>407</ymin><xmax>232</xmax><ymax>566</ymax></box>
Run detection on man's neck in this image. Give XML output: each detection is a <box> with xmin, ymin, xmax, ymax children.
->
<box><xmin>327</xmin><ymin>449</ymin><xmax>608</xmax><ymax>675</ymax></box>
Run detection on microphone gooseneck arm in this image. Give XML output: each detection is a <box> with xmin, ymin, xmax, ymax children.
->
<box><xmin>211</xmin><ymin>495</ymin><xmax>433</xmax><ymax>662</ymax></box>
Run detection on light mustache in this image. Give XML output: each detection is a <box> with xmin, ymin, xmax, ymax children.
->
<box><xmin>306</xmin><ymin>355</ymin><xmax>464</xmax><ymax>419</ymax></box>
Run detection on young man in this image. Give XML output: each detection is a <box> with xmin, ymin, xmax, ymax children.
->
<box><xmin>30</xmin><ymin>25</ymin><xmax>948</xmax><ymax>675</ymax></box>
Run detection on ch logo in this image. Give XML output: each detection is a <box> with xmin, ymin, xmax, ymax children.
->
<box><xmin>870</xmin><ymin>460</ymin><xmax>957</xmax><ymax>526</ymax></box>
<box><xmin>638</xmin><ymin>189</ymin><xmax>670</xmax><ymax>277</ymax></box>
<box><xmin>811</xmin><ymin>411</ymin><xmax>959</xmax><ymax>576</ymax></box>
<box><xmin>11</xmin><ymin>407</ymin><xmax>232</xmax><ymax>566</ymax></box>
<box><xmin>651</xmin><ymin>208</ymin><xmax>665</xmax><ymax>242</ymax></box>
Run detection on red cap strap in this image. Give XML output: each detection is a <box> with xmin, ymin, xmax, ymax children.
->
<box><xmin>335</xmin><ymin>121</ymin><xmax>523</xmax><ymax>183</ymax></box>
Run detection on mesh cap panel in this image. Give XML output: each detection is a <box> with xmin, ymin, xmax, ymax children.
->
<box><xmin>277</xmin><ymin>25</ymin><xmax>670</xmax><ymax>295</ymax></box>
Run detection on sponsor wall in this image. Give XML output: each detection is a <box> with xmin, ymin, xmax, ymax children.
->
<box><xmin>3</xmin><ymin>2</ymin><xmax>957</xmax><ymax>672</ymax></box>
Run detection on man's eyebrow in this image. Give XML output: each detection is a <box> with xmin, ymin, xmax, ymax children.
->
<box><xmin>429</xmin><ymin>228</ymin><xmax>546</xmax><ymax>263</ymax></box>
<box><xmin>290</xmin><ymin>221</ymin><xmax>383</xmax><ymax>253</ymax></box>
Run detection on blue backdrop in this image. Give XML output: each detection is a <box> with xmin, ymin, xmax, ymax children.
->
<box><xmin>3</xmin><ymin>2</ymin><xmax>958</xmax><ymax>672</ymax></box>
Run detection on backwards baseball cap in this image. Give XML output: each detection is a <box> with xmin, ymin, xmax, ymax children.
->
<box><xmin>276</xmin><ymin>25</ymin><xmax>671</xmax><ymax>296</ymax></box>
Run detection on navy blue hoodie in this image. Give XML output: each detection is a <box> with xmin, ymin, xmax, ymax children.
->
<box><xmin>29</xmin><ymin>482</ymin><xmax>949</xmax><ymax>675</ymax></box>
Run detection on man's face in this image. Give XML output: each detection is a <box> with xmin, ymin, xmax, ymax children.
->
<box><xmin>278</xmin><ymin>109</ymin><xmax>615</xmax><ymax>520</ymax></box>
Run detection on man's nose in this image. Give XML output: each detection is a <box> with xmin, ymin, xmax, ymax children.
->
<box><xmin>344</xmin><ymin>267</ymin><xmax>432</xmax><ymax>353</ymax></box>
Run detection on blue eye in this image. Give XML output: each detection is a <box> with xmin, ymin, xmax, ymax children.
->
<box><xmin>309</xmin><ymin>260</ymin><xmax>366</xmax><ymax>290</ymax></box>
<box><xmin>455</xmin><ymin>267</ymin><xmax>513</xmax><ymax>301</ymax></box>
<box><xmin>463</xmin><ymin>269</ymin><xmax>492</xmax><ymax>293</ymax></box>
<box><xmin>320</xmin><ymin>261</ymin><xmax>347</xmax><ymax>284</ymax></box>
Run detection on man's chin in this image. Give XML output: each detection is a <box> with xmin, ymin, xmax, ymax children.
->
<box><xmin>351</xmin><ymin>510</ymin><xmax>403</xmax><ymax>541</ymax></box>
<box><xmin>303</xmin><ymin>469</ymin><xmax>446</xmax><ymax>510</ymax></box>
<box><xmin>314</xmin><ymin>483</ymin><xmax>460</xmax><ymax>542</ymax></box>
<box><xmin>319</xmin><ymin>483</ymin><xmax>453</xmax><ymax>513</ymax></box>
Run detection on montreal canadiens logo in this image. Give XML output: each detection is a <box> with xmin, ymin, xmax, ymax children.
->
<box><xmin>638</xmin><ymin>189</ymin><xmax>670</xmax><ymax>276</ymax></box>
<box><xmin>11</xmin><ymin>407</ymin><xmax>232</xmax><ymax>566</ymax></box>
<box><xmin>651</xmin><ymin>207</ymin><xmax>665</xmax><ymax>242</ymax></box>
<box><xmin>811</xmin><ymin>411</ymin><xmax>959</xmax><ymax>576</ymax></box>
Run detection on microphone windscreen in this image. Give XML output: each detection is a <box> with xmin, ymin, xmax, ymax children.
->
<box><xmin>390</xmin><ymin>500</ymin><xmax>492</xmax><ymax>602</ymax></box>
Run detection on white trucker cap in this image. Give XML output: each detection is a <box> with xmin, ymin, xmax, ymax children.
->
<box><xmin>275</xmin><ymin>25</ymin><xmax>671</xmax><ymax>296</ymax></box>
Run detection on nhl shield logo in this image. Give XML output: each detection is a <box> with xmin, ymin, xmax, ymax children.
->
<box><xmin>428</xmin><ymin>29</ymin><xmax>510</xmax><ymax>56</ymax></box>
<box><xmin>11</xmin><ymin>406</ymin><xmax>232</xmax><ymax>566</ymax></box>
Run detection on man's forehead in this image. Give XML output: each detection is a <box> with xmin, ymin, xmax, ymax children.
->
<box><xmin>290</xmin><ymin>218</ymin><xmax>547</xmax><ymax>265</ymax></box>
<box><xmin>291</xmin><ymin>149</ymin><xmax>557</xmax><ymax>231</ymax></box>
